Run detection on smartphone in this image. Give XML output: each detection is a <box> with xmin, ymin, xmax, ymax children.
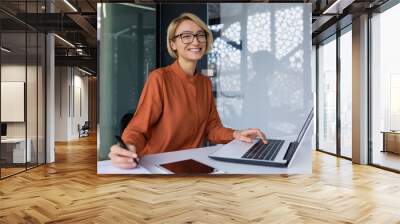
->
<box><xmin>159</xmin><ymin>159</ymin><xmax>215</xmax><ymax>174</ymax></box>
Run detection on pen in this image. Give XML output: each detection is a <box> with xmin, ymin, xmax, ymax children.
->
<box><xmin>115</xmin><ymin>135</ymin><xmax>139</xmax><ymax>166</ymax></box>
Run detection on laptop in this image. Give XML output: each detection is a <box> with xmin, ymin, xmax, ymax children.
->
<box><xmin>208</xmin><ymin>108</ymin><xmax>314</xmax><ymax>168</ymax></box>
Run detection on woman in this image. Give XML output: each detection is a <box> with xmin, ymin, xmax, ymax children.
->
<box><xmin>109</xmin><ymin>13</ymin><xmax>268</xmax><ymax>169</ymax></box>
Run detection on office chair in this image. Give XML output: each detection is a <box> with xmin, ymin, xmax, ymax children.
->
<box><xmin>79</xmin><ymin>121</ymin><xmax>90</xmax><ymax>138</ymax></box>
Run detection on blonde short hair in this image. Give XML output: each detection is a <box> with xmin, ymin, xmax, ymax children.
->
<box><xmin>167</xmin><ymin>13</ymin><xmax>213</xmax><ymax>59</ymax></box>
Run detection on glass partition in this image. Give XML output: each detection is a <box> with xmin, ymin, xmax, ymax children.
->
<box><xmin>98</xmin><ymin>3</ymin><xmax>156</xmax><ymax>160</ymax></box>
<box><xmin>1</xmin><ymin>30</ymin><xmax>28</xmax><ymax>177</ymax></box>
<box><xmin>0</xmin><ymin>1</ymin><xmax>46</xmax><ymax>179</ymax></box>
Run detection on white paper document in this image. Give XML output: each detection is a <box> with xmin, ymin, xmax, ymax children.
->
<box><xmin>97</xmin><ymin>160</ymin><xmax>151</xmax><ymax>174</ymax></box>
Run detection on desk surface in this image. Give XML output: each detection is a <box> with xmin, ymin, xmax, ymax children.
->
<box><xmin>98</xmin><ymin>121</ymin><xmax>313</xmax><ymax>174</ymax></box>
<box><xmin>381</xmin><ymin>131</ymin><xmax>400</xmax><ymax>134</ymax></box>
<box><xmin>98</xmin><ymin>127</ymin><xmax>312</xmax><ymax>174</ymax></box>
<box><xmin>1</xmin><ymin>138</ymin><xmax>27</xmax><ymax>143</ymax></box>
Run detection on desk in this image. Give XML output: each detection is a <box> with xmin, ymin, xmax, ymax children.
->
<box><xmin>1</xmin><ymin>138</ymin><xmax>31</xmax><ymax>163</ymax></box>
<box><xmin>382</xmin><ymin>131</ymin><xmax>400</xmax><ymax>154</ymax></box>
<box><xmin>97</xmin><ymin>127</ymin><xmax>313</xmax><ymax>175</ymax></box>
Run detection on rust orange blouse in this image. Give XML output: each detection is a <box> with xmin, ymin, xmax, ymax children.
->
<box><xmin>122</xmin><ymin>60</ymin><xmax>234</xmax><ymax>156</ymax></box>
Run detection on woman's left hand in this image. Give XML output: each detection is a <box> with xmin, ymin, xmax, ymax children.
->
<box><xmin>233</xmin><ymin>128</ymin><xmax>268</xmax><ymax>144</ymax></box>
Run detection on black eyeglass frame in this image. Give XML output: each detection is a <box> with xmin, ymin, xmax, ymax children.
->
<box><xmin>172</xmin><ymin>32</ymin><xmax>208</xmax><ymax>44</ymax></box>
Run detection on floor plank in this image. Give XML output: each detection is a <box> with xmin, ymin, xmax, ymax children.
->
<box><xmin>0</xmin><ymin>134</ymin><xmax>400</xmax><ymax>223</ymax></box>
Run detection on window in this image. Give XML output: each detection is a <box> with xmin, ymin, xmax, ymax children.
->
<box><xmin>370</xmin><ymin>3</ymin><xmax>400</xmax><ymax>171</ymax></box>
<box><xmin>317</xmin><ymin>35</ymin><xmax>337</xmax><ymax>155</ymax></box>
<box><xmin>339</xmin><ymin>27</ymin><xmax>352</xmax><ymax>158</ymax></box>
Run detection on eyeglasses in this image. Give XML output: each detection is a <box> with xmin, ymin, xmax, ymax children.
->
<box><xmin>173</xmin><ymin>32</ymin><xmax>207</xmax><ymax>44</ymax></box>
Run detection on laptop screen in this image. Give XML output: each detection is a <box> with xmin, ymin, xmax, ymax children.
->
<box><xmin>283</xmin><ymin>108</ymin><xmax>314</xmax><ymax>164</ymax></box>
<box><xmin>294</xmin><ymin>108</ymin><xmax>314</xmax><ymax>144</ymax></box>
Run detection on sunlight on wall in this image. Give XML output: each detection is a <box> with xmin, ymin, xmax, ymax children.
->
<box><xmin>209</xmin><ymin>38</ymin><xmax>241</xmax><ymax>72</ymax></box>
<box><xmin>289</xmin><ymin>50</ymin><xmax>304</xmax><ymax>72</ymax></box>
<box><xmin>275</xmin><ymin>6</ymin><xmax>303</xmax><ymax>60</ymax></box>
<box><xmin>247</xmin><ymin>12</ymin><xmax>271</xmax><ymax>53</ymax></box>
<box><xmin>222</xmin><ymin>21</ymin><xmax>241</xmax><ymax>45</ymax></box>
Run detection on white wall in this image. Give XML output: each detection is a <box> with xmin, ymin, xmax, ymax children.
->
<box><xmin>1</xmin><ymin>82</ymin><xmax>25</xmax><ymax>122</ymax></box>
<box><xmin>72</xmin><ymin>72</ymin><xmax>89</xmax><ymax>138</ymax></box>
<box><xmin>55</xmin><ymin>67</ymin><xmax>89</xmax><ymax>141</ymax></box>
<box><xmin>55</xmin><ymin>66</ymin><xmax>68</xmax><ymax>141</ymax></box>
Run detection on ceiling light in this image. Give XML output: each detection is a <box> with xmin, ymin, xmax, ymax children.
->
<box><xmin>1</xmin><ymin>47</ymin><xmax>11</xmax><ymax>53</ymax></box>
<box><xmin>322</xmin><ymin>0</ymin><xmax>354</xmax><ymax>15</ymax></box>
<box><xmin>54</xmin><ymin>34</ymin><xmax>75</xmax><ymax>48</ymax></box>
<box><xmin>78</xmin><ymin>67</ymin><xmax>93</xmax><ymax>76</ymax></box>
<box><xmin>63</xmin><ymin>0</ymin><xmax>78</xmax><ymax>12</ymax></box>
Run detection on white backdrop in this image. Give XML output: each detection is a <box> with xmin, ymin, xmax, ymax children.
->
<box><xmin>1</xmin><ymin>81</ymin><xmax>25</xmax><ymax>122</ymax></box>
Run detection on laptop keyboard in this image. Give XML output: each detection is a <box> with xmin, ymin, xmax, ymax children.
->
<box><xmin>241</xmin><ymin>139</ymin><xmax>285</xmax><ymax>161</ymax></box>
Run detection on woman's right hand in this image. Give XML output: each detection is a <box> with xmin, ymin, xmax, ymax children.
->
<box><xmin>108</xmin><ymin>144</ymin><xmax>139</xmax><ymax>169</ymax></box>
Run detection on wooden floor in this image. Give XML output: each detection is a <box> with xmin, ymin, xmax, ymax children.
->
<box><xmin>1</xmin><ymin>167</ymin><xmax>26</xmax><ymax>178</ymax></box>
<box><xmin>373</xmin><ymin>151</ymin><xmax>400</xmax><ymax>171</ymax></box>
<box><xmin>1</xmin><ymin>135</ymin><xmax>400</xmax><ymax>223</ymax></box>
